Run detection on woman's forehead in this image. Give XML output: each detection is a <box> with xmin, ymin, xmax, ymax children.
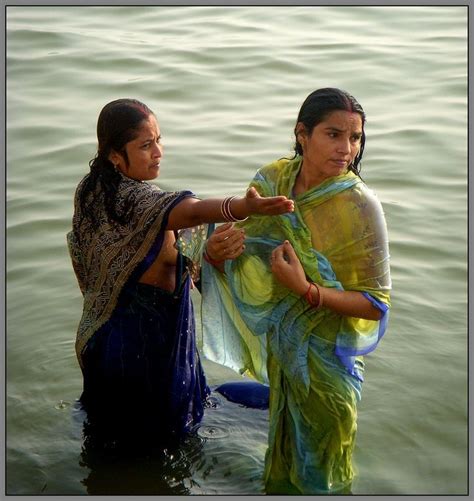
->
<box><xmin>321</xmin><ymin>110</ymin><xmax>363</xmax><ymax>129</ymax></box>
<box><xmin>136</xmin><ymin>115</ymin><xmax>160</xmax><ymax>135</ymax></box>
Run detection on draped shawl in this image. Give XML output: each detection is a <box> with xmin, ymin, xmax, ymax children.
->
<box><xmin>67</xmin><ymin>170</ymin><xmax>194</xmax><ymax>367</ymax></box>
<box><xmin>202</xmin><ymin>156</ymin><xmax>391</xmax><ymax>396</ymax></box>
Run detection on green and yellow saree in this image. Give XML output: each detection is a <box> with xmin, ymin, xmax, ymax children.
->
<box><xmin>201</xmin><ymin>156</ymin><xmax>391</xmax><ymax>494</ymax></box>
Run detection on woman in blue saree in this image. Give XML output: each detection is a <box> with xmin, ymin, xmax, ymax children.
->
<box><xmin>67</xmin><ymin>98</ymin><xmax>294</xmax><ymax>449</ymax></box>
<box><xmin>202</xmin><ymin>88</ymin><xmax>391</xmax><ymax>493</ymax></box>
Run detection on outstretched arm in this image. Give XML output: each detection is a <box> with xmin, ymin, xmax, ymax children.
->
<box><xmin>166</xmin><ymin>187</ymin><xmax>294</xmax><ymax>230</ymax></box>
<box><xmin>271</xmin><ymin>241</ymin><xmax>382</xmax><ymax>321</ymax></box>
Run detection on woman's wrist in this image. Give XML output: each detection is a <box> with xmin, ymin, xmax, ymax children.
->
<box><xmin>226</xmin><ymin>197</ymin><xmax>249</xmax><ymax>221</ymax></box>
<box><xmin>203</xmin><ymin>247</ymin><xmax>225</xmax><ymax>267</ymax></box>
<box><xmin>303</xmin><ymin>281</ymin><xmax>324</xmax><ymax>309</ymax></box>
<box><xmin>297</xmin><ymin>280</ymin><xmax>311</xmax><ymax>297</ymax></box>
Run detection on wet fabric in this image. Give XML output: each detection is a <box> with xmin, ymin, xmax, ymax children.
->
<box><xmin>215</xmin><ymin>381</ymin><xmax>270</xmax><ymax>409</ymax></box>
<box><xmin>201</xmin><ymin>156</ymin><xmax>391</xmax><ymax>493</ymax></box>
<box><xmin>80</xmin><ymin>274</ymin><xmax>209</xmax><ymax>443</ymax></box>
<box><xmin>67</xmin><ymin>169</ymin><xmax>194</xmax><ymax>366</ymax></box>
<box><xmin>68</xmin><ymin>174</ymin><xmax>209</xmax><ymax>444</ymax></box>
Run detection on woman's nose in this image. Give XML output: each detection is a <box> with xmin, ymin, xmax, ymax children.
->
<box><xmin>152</xmin><ymin>142</ymin><xmax>162</xmax><ymax>158</ymax></box>
<box><xmin>337</xmin><ymin>138</ymin><xmax>351</xmax><ymax>154</ymax></box>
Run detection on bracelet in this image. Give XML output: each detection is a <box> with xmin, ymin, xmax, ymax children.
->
<box><xmin>221</xmin><ymin>196</ymin><xmax>249</xmax><ymax>222</ymax></box>
<box><xmin>303</xmin><ymin>282</ymin><xmax>324</xmax><ymax>309</ymax></box>
<box><xmin>203</xmin><ymin>250</ymin><xmax>225</xmax><ymax>267</ymax></box>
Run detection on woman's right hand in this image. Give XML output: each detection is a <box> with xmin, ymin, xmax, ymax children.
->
<box><xmin>230</xmin><ymin>187</ymin><xmax>294</xmax><ymax>219</ymax></box>
<box><xmin>206</xmin><ymin>222</ymin><xmax>246</xmax><ymax>263</ymax></box>
<box><xmin>270</xmin><ymin>240</ymin><xmax>309</xmax><ymax>296</ymax></box>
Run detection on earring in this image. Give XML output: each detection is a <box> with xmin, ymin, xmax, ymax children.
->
<box><xmin>299</xmin><ymin>139</ymin><xmax>306</xmax><ymax>154</ymax></box>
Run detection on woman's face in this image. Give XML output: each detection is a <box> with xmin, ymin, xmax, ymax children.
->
<box><xmin>297</xmin><ymin>110</ymin><xmax>363</xmax><ymax>183</ymax></box>
<box><xmin>111</xmin><ymin>114</ymin><xmax>163</xmax><ymax>182</ymax></box>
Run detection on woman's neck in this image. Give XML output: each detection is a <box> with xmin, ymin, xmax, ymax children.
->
<box><xmin>293</xmin><ymin>161</ymin><xmax>328</xmax><ymax>196</ymax></box>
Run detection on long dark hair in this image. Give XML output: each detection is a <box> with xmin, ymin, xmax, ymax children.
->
<box><xmin>292</xmin><ymin>88</ymin><xmax>366</xmax><ymax>176</ymax></box>
<box><xmin>79</xmin><ymin>98</ymin><xmax>154</xmax><ymax>228</ymax></box>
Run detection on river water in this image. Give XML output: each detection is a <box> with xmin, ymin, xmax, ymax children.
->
<box><xmin>6</xmin><ymin>5</ymin><xmax>468</xmax><ymax>495</ymax></box>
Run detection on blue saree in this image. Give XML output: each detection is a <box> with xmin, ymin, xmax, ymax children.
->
<box><xmin>80</xmin><ymin>256</ymin><xmax>209</xmax><ymax>443</ymax></box>
<box><xmin>68</xmin><ymin>173</ymin><xmax>209</xmax><ymax>445</ymax></box>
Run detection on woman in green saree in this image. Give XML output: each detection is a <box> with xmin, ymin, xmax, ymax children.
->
<box><xmin>202</xmin><ymin>88</ymin><xmax>391</xmax><ymax>494</ymax></box>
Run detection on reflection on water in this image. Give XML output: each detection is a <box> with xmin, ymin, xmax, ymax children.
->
<box><xmin>80</xmin><ymin>439</ymin><xmax>202</xmax><ymax>495</ymax></box>
<box><xmin>75</xmin><ymin>401</ymin><xmax>205</xmax><ymax>495</ymax></box>
<box><xmin>72</xmin><ymin>387</ymin><xmax>270</xmax><ymax>495</ymax></box>
<box><xmin>6</xmin><ymin>4</ymin><xmax>467</xmax><ymax>496</ymax></box>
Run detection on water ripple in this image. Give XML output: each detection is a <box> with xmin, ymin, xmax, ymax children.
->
<box><xmin>6</xmin><ymin>5</ymin><xmax>468</xmax><ymax>496</ymax></box>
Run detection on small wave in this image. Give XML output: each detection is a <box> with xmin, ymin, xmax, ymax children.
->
<box><xmin>196</xmin><ymin>426</ymin><xmax>229</xmax><ymax>440</ymax></box>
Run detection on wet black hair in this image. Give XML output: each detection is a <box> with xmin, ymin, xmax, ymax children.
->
<box><xmin>293</xmin><ymin>88</ymin><xmax>366</xmax><ymax>176</ymax></box>
<box><xmin>78</xmin><ymin>98</ymin><xmax>154</xmax><ymax>228</ymax></box>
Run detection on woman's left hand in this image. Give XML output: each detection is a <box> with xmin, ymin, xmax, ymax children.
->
<box><xmin>270</xmin><ymin>241</ymin><xmax>309</xmax><ymax>296</ymax></box>
<box><xmin>206</xmin><ymin>222</ymin><xmax>246</xmax><ymax>262</ymax></box>
<box><xmin>271</xmin><ymin>242</ymin><xmax>383</xmax><ymax>321</ymax></box>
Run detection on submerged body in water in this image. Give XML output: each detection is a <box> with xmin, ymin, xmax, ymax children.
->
<box><xmin>79</xmin><ymin>269</ymin><xmax>209</xmax><ymax>448</ymax></box>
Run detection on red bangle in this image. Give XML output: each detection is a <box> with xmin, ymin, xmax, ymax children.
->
<box><xmin>203</xmin><ymin>250</ymin><xmax>225</xmax><ymax>268</ymax></box>
<box><xmin>303</xmin><ymin>282</ymin><xmax>323</xmax><ymax>309</ymax></box>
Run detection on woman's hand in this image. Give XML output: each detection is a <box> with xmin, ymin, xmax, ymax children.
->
<box><xmin>270</xmin><ymin>240</ymin><xmax>309</xmax><ymax>296</ymax></box>
<box><xmin>206</xmin><ymin>222</ymin><xmax>246</xmax><ymax>262</ymax></box>
<box><xmin>271</xmin><ymin>241</ymin><xmax>383</xmax><ymax>320</ymax></box>
<box><xmin>231</xmin><ymin>187</ymin><xmax>294</xmax><ymax>219</ymax></box>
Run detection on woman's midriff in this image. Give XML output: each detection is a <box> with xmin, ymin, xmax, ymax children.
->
<box><xmin>138</xmin><ymin>230</ymin><xmax>178</xmax><ymax>292</ymax></box>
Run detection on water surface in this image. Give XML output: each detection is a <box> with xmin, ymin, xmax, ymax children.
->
<box><xmin>6</xmin><ymin>5</ymin><xmax>468</xmax><ymax>495</ymax></box>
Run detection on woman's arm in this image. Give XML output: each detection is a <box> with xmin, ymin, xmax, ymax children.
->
<box><xmin>166</xmin><ymin>187</ymin><xmax>294</xmax><ymax>230</ymax></box>
<box><xmin>271</xmin><ymin>241</ymin><xmax>382</xmax><ymax>321</ymax></box>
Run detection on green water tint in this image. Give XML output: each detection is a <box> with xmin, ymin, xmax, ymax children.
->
<box><xmin>54</xmin><ymin>400</ymin><xmax>71</xmax><ymax>410</ymax></box>
<box><xmin>197</xmin><ymin>426</ymin><xmax>229</xmax><ymax>440</ymax></box>
<box><xmin>6</xmin><ymin>5</ymin><xmax>467</xmax><ymax>495</ymax></box>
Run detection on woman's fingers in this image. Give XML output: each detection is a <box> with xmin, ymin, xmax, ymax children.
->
<box><xmin>270</xmin><ymin>242</ymin><xmax>308</xmax><ymax>295</ymax></box>
<box><xmin>217</xmin><ymin>240</ymin><xmax>245</xmax><ymax>260</ymax></box>
<box><xmin>220</xmin><ymin>233</ymin><xmax>245</xmax><ymax>255</ymax></box>
<box><xmin>218</xmin><ymin>223</ymin><xmax>245</xmax><ymax>242</ymax></box>
<box><xmin>261</xmin><ymin>197</ymin><xmax>294</xmax><ymax>214</ymax></box>
<box><xmin>207</xmin><ymin>222</ymin><xmax>246</xmax><ymax>261</ymax></box>
<box><xmin>210</xmin><ymin>224</ymin><xmax>244</xmax><ymax>247</ymax></box>
<box><xmin>213</xmin><ymin>222</ymin><xmax>238</xmax><ymax>242</ymax></box>
<box><xmin>245</xmin><ymin>187</ymin><xmax>294</xmax><ymax>216</ymax></box>
<box><xmin>271</xmin><ymin>242</ymin><xmax>298</xmax><ymax>270</ymax></box>
<box><xmin>213</xmin><ymin>221</ymin><xmax>234</xmax><ymax>235</ymax></box>
<box><xmin>222</xmin><ymin>232</ymin><xmax>245</xmax><ymax>253</ymax></box>
<box><xmin>282</xmin><ymin>240</ymin><xmax>298</xmax><ymax>262</ymax></box>
<box><xmin>226</xmin><ymin>244</ymin><xmax>246</xmax><ymax>259</ymax></box>
<box><xmin>271</xmin><ymin>244</ymin><xmax>286</xmax><ymax>264</ymax></box>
